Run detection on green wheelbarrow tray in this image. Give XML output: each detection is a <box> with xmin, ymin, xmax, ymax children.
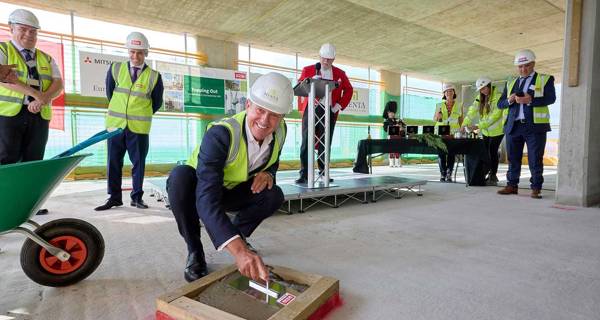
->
<box><xmin>0</xmin><ymin>154</ymin><xmax>88</xmax><ymax>233</ymax></box>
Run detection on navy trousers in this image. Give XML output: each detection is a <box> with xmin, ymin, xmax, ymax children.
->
<box><xmin>505</xmin><ymin>121</ymin><xmax>547</xmax><ymax>189</ymax></box>
<box><xmin>0</xmin><ymin>107</ymin><xmax>49</xmax><ymax>164</ymax></box>
<box><xmin>106</xmin><ymin>127</ymin><xmax>149</xmax><ymax>202</ymax></box>
<box><xmin>167</xmin><ymin>165</ymin><xmax>284</xmax><ymax>254</ymax></box>
<box><xmin>437</xmin><ymin>152</ymin><xmax>456</xmax><ymax>176</ymax></box>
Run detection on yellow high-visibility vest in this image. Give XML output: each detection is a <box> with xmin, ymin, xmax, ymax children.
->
<box><xmin>106</xmin><ymin>62</ymin><xmax>159</xmax><ymax>134</ymax></box>
<box><xmin>187</xmin><ymin>111</ymin><xmax>286</xmax><ymax>190</ymax></box>
<box><xmin>0</xmin><ymin>41</ymin><xmax>53</xmax><ymax>120</ymax></box>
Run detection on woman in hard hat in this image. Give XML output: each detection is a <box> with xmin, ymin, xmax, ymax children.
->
<box><xmin>462</xmin><ymin>77</ymin><xmax>506</xmax><ymax>186</ymax></box>
<box><xmin>434</xmin><ymin>84</ymin><xmax>462</xmax><ymax>182</ymax></box>
<box><xmin>382</xmin><ymin>101</ymin><xmax>405</xmax><ymax>167</ymax></box>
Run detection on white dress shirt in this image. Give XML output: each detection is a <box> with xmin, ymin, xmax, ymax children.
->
<box><xmin>245</xmin><ymin>118</ymin><xmax>274</xmax><ymax>173</ymax></box>
<box><xmin>515</xmin><ymin>71</ymin><xmax>535</xmax><ymax>121</ymax></box>
<box><xmin>217</xmin><ymin>119</ymin><xmax>274</xmax><ymax>251</ymax></box>
<box><xmin>320</xmin><ymin>67</ymin><xmax>333</xmax><ymax>80</ymax></box>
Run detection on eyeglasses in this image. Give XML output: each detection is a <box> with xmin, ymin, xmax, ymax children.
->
<box><xmin>12</xmin><ymin>24</ymin><xmax>38</xmax><ymax>35</ymax></box>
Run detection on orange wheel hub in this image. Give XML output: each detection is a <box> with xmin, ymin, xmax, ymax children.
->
<box><xmin>39</xmin><ymin>235</ymin><xmax>87</xmax><ymax>275</ymax></box>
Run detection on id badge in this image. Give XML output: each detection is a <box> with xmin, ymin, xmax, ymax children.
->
<box><xmin>27</xmin><ymin>78</ymin><xmax>40</xmax><ymax>86</ymax></box>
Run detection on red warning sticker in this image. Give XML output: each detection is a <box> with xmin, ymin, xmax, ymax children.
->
<box><xmin>277</xmin><ymin>293</ymin><xmax>296</xmax><ymax>305</ymax></box>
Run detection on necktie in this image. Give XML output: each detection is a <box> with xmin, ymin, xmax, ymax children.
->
<box><xmin>132</xmin><ymin>67</ymin><xmax>140</xmax><ymax>82</ymax></box>
<box><xmin>517</xmin><ymin>76</ymin><xmax>528</xmax><ymax>93</ymax></box>
<box><xmin>22</xmin><ymin>49</ymin><xmax>40</xmax><ymax>103</ymax></box>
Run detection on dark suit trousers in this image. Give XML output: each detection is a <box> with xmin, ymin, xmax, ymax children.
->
<box><xmin>505</xmin><ymin>121</ymin><xmax>546</xmax><ymax>189</ymax></box>
<box><xmin>299</xmin><ymin>105</ymin><xmax>337</xmax><ymax>178</ymax></box>
<box><xmin>167</xmin><ymin>165</ymin><xmax>284</xmax><ymax>254</ymax></box>
<box><xmin>106</xmin><ymin>127</ymin><xmax>149</xmax><ymax>202</ymax></box>
<box><xmin>0</xmin><ymin>107</ymin><xmax>49</xmax><ymax>164</ymax></box>
<box><xmin>437</xmin><ymin>153</ymin><xmax>455</xmax><ymax>175</ymax></box>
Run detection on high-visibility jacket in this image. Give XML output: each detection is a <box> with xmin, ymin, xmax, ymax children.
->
<box><xmin>0</xmin><ymin>41</ymin><xmax>53</xmax><ymax>120</ymax></box>
<box><xmin>435</xmin><ymin>100</ymin><xmax>462</xmax><ymax>133</ymax></box>
<box><xmin>506</xmin><ymin>74</ymin><xmax>551</xmax><ymax>124</ymax></box>
<box><xmin>463</xmin><ymin>86</ymin><xmax>506</xmax><ymax>137</ymax></box>
<box><xmin>106</xmin><ymin>62</ymin><xmax>159</xmax><ymax>134</ymax></box>
<box><xmin>187</xmin><ymin>111</ymin><xmax>286</xmax><ymax>189</ymax></box>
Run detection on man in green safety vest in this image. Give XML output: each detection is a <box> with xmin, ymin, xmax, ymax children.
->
<box><xmin>95</xmin><ymin>32</ymin><xmax>164</xmax><ymax>211</ymax></box>
<box><xmin>497</xmin><ymin>49</ymin><xmax>556</xmax><ymax>199</ymax></box>
<box><xmin>0</xmin><ymin>9</ymin><xmax>63</xmax><ymax>164</ymax></box>
<box><xmin>0</xmin><ymin>9</ymin><xmax>64</xmax><ymax>215</ymax></box>
<box><xmin>167</xmin><ymin>72</ymin><xmax>293</xmax><ymax>283</ymax></box>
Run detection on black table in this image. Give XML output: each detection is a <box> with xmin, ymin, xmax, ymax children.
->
<box><xmin>352</xmin><ymin>138</ymin><xmax>490</xmax><ymax>186</ymax></box>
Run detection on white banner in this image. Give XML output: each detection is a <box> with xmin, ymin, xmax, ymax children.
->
<box><xmin>344</xmin><ymin>87</ymin><xmax>370</xmax><ymax>115</ymax></box>
<box><xmin>79</xmin><ymin>51</ymin><xmax>127</xmax><ymax>97</ymax></box>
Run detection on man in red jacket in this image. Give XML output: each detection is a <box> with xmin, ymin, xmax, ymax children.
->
<box><xmin>296</xmin><ymin>43</ymin><xmax>353</xmax><ymax>184</ymax></box>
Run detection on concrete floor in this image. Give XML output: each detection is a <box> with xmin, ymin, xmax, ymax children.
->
<box><xmin>1</xmin><ymin>164</ymin><xmax>598</xmax><ymax>320</ymax></box>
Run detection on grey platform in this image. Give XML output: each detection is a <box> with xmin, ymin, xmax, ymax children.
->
<box><xmin>146</xmin><ymin>170</ymin><xmax>427</xmax><ymax>214</ymax></box>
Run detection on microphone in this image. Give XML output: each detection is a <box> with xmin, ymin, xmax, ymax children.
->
<box><xmin>315</xmin><ymin>62</ymin><xmax>321</xmax><ymax>76</ymax></box>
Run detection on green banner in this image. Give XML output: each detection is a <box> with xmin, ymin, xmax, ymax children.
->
<box><xmin>184</xmin><ymin>75</ymin><xmax>225</xmax><ymax>114</ymax></box>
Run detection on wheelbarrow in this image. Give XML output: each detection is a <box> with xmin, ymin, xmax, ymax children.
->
<box><xmin>0</xmin><ymin>128</ymin><xmax>122</xmax><ymax>287</ymax></box>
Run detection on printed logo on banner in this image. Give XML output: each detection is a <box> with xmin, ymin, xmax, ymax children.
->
<box><xmin>184</xmin><ymin>75</ymin><xmax>225</xmax><ymax>114</ymax></box>
<box><xmin>345</xmin><ymin>87</ymin><xmax>370</xmax><ymax>115</ymax></box>
<box><xmin>235</xmin><ymin>72</ymin><xmax>246</xmax><ymax>80</ymax></box>
<box><xmin>79</xmin><ymin>51</ymin><xmax>128</xmax><ymax>97</ymax></box>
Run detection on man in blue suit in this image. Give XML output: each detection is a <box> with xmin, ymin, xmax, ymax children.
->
<box><xmin>167</xmin><ymin>72</ymin><xmax>293</xmax><ymax>283</ymax></box>
<box><xmin>497</xmin><ymin>49</ymin><xmax>556</xmax><ymax>199</ymax></box>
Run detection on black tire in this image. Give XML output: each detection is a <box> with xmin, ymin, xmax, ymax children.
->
<box><xmin>20</xmin><ymin>218</ymin><xmax>105</xmax><ymax>287</ymax></box>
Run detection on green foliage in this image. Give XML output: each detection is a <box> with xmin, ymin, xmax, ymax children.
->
<box><xmin>413</xmin><ymin>133</ymin><xmax>448</xmax><ymax>153</ymax></box>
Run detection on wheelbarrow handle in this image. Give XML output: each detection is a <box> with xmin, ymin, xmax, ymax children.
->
<box><xmin>53</xmin><ymin>128</ymin><xmax>124</xmax><ymax>158</ymax></box>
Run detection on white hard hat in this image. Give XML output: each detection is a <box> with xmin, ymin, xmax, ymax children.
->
<box><xmin>8</xmin><ymin>9</ymin><xmax>40</xmax><ymax>29</ymax></box>
<box><xmin>475</xmin><ymin>77</ymin><xmax>492</xmax><ymax>91</ymax></box>
<box><xmin>126</xmin><ymin>32</ymin><xmax>150</xmax><ymax>50</ymax></box>
<box><xmin>442</xmin><ymin>83</ymin><xmax>456</xmax><ymax>93</ymax></box>
<box><xmin>249</xmin><ymin>72</ymin><xmax>293</xmax><ymax>115</ymax></box>
<box><xmin>514</xmin><ymin>49</ymin><xmax>536</xmax><ymax>66</ymax></box>
<box><xmin>319</xmin><ymin>43</ymin><xmax>336</xmax><ymax>59</ymax></box>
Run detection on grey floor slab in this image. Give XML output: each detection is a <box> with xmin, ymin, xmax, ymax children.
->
<box><xmin>0</xmin><ymin>164</ymin><xmax>589</xmax><ymax>320</ymax></box>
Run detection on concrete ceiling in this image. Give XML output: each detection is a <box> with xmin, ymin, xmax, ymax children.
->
<box><xmin>9</xmin><ymin>0</ymin><xmax>566</xmax><ymax>83</ymax></box>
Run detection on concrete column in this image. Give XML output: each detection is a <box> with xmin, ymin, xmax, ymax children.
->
<box><xmin>194</xmin><ymin>36</ymin><xmax>239</xmax><ymax>140</ymax></box>
<box><xmin>556</xmin><ymin>0</ymin><xmax>600</xmax><ymax>206</ymax></box>
<box><xmin>380</xmin><ymin>70</ymin><xmax>401</xmax><ymax>110</ymax></box>
<box><xmin>195</xmin><ymin>35</ymin><xmax>238</xmax><ymax>70</ymax></box>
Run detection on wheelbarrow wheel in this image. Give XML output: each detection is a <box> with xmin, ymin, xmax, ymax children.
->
<box><xmin>20</xmin><ymin>218</ymin><xmax>105</xmax><ymax>287</ymax></box>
